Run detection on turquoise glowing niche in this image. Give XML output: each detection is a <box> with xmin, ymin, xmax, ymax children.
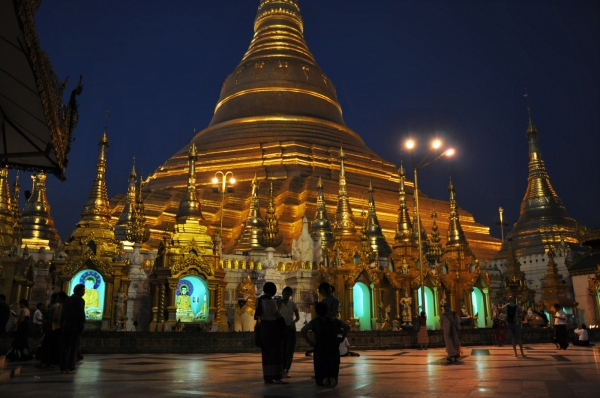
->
<box><xmin>353</xmin><ymin>282</ymin><xmax>371</xmax><ymax>331</ymax></box>
<box><xmin>71</xmin><ymin>269</ymin><xmax>105</xmax><ymax>321</ymax></box>
<box><xmin>176</xmin><ymin>275</ymin><xmax>208</xmax><ymax>322</ymax></box>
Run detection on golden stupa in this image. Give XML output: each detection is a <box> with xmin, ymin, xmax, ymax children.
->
<box><xmin>110</xmin><ymin>0</ymin><xmax>500</xmax><ymax>260</ymax></box>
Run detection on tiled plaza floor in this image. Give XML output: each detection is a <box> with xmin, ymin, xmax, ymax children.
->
<box><xmin>1</xmin><ymin>344</ymin><xmax>599</xmax><ymax>397</ymax></box>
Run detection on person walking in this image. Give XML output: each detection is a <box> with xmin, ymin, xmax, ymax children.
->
<box><xmin>33</xmin><ymin>302</ymin><xmax>44</xmax><ymax>333</ymax></box>
<box><xmin>301</xmin><ymin>302</ymin><xmax>350</xmax><ymax>388</ymax></box>
<box><xmin>0</xmin><ymin>294</ymin><xmax>9</xmax><ymax>334</ymax></box>
<box><xmin>278</xmin><ymin>286</ymin><xmax>299</xmax><ymax>378</ymax></box>
<box><xmin>255</xmin><ymin>282</ymin><xmax>286</xmax><ymax>385</ymax></box>
<box><xmin>573</xmin><ymin>324</ymin><xmax>589</xmax><ymax>346</ymax></box>
<box><xmin>417</xmin><ymin>311</ymin><xmax>429</xmax><ymax>350</ymax></box>
<box><xmin>60</xmin><ymin>284</ymin><xmax>86</xmax><ymax>374</ymax></box>
<box><xmin>440</xmin><ymin>302</ymin><xmax>461</xmax><ymax>363</ymax></box>
<box><xmin>6</xmin><ymin>299</ymin><xmax>33</xmax><ymax>361</ymax></box>
<box><xmin>553</xmin><ymin>304</ymin><xmax>569</xmax><ymax>350</ymax></box>
<box><xmin>501</xmin><ymin>296</ymin><xmax>525</xmax><ymax>357</ymax></box>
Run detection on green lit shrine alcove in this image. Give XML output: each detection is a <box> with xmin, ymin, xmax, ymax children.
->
<box><xmin>176</xmin><ymin>275</ymin><xmax>208</xmax><ymax>323</ymax></box>
<box><xmin>471</xmin><ymin>287</ymin><xmax>486</xmax><ymax>328</ymax></box>
<box><xmin>353</xmin><ymin>282</ymin><xmax>372</xmax><ymax>331</ymax></box>
<box><xmin>417</xmin><ymin>287</ymin><xmax>436</xmax><ymax>330</ymax></box>
<box><xmin>70</xmin><ymin>269</ymin><xmax>106</xmax><ymax>322</ymax></box>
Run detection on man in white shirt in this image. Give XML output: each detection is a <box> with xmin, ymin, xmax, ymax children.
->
<box><xmin>33</xmin><ymin>302</ymin><xmax>44</xmax><ymax>333</ymax></box>
<box><xmin>278</xmin><ymin>287</ymin><xmax>299</xmax><ymax>378</ymax></box>
<box><xmin>553</xmin><ymin>303</ymin><xmax>569</xmax><ymax>350</ymax></box>
<box><xmin>573</xmin><ymin>324</ymin><xmax>589</xmax><ymax>346</ymax></box>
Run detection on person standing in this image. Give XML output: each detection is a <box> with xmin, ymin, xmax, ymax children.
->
<box><xmin>255</xmin><ymin>282</ymin><xmax>287</xmax><ymax>385</ymax></box>
<box><xmin>417</xmin><ymin>311</ymin><xmax>429</xmax><ymax>350</ymax></box>
<box><xmin>440</xmin><ymin>302</ymin><xmax>461</xmax><ymax>363</ymax></box>
<box><xmin>6</xmin><ymin>299</ymin><xmax>33</xmax><ymax>361</ymax></box>
<box><xmin>493</xmin><ymin>313</ymin><xmax>506</xmax><ymax>347</ymax></box>
<box><xmin>37</xmin><ymin>294</ymin><xmax>57</xmax><ymax>367</ymax></box>
<box><xmin>301</xmin><ymin>302</ymin><xmax>349</xmax><ymax>388</ymax></box>
<box><xmin>0</xmin><ymin>294</ymin><xmax>9</xmax><ymax>334</ymax></box>
<box><xmin>60</xmin><ymin>284</ymin><xmax>86</xmax><ymax>374</ymax></box>
<box><xmin>573</xmin><ymin>324</ymin><xmax>589</xmax><ymax>346</ymax></box>
<box><xmin>553</xmin><ymin>303</ymin><xmax>568</xmax><ymax>350</ymax></box>
<box><xmin>501</xmin><ymin>296</ymin><xmax>525</xmax><ymax>357</ymax></box>
<box><xmin>319</xmin><ymin>282</ymin><xmax>339</xmax><ymax>318</ymax></box>
<box><xmin>33</xmin><ymin>303</ymin><xmax>44</xmax><ymax>333</ymax></box>
<box><xmin>278</xmin><ymin>286</ymin><xmax>299</xmax><ymax>378</ymax></box>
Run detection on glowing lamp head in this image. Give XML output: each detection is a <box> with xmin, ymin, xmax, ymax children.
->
<box><xmin>211</xmin><ymin>177</ymin><xmax>219</xmax><ymax>184</ymax></box>
<box><xmin>229</xmin><ymin>177</ymin><xmax>236</xmax><ymax>185</ymax></box>
<box><xmin>405</xmin><ymin>139</ymin><xmax>415</xmax><ymax>150</ymax></box>
<box><xmin>445</xmin><ymin>148</ymin><xmax>455</xmax><ymax>157</ymax></box>
<box><xmin>432</xmin><ymin>139</ymin><xmax>442</xmax><ymax>149</ymax></box>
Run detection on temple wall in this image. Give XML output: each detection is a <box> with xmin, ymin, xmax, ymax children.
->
<box><xmin>572</xmin><ymin>274</ymin><xmax>597</xmax><ymax>326</ymax></box>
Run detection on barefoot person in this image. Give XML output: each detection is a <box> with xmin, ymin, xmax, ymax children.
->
<box><xmin>277</xmin><ymin>286</ymin><xmax>299</xmax><ymax>378</ymax></box>
<box><xmin>501</xmin><ymin>296</ymin><xmax>526</xmax><ymax>357</ymax></box>
<box><xmin>417</xmin><ymin>311</ymin><xmax>429</xmax><ymax>350</ymax></box>
<box><xmin>553</xmin><ymin>304</ymin><xmax>569</xmax><ymax>350</ymax></box>
<box><xmin>301</xmin><ymin>302</ymin><xmax>349</xmax><ymax>388</ymax></box>
<box><xmin>440</xmin><ymin>302</ymin><xmax>461</xmax><ymax>363</ymax></box>
<box><xmin>255</xmin><ymin>282</ymin><xmax>287</xmax><ymax>385</ymax></box>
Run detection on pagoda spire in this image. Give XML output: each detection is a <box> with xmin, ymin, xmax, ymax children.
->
<box><xmin>446</xmin><ymin>178</ymin><xmax>467</xmax><ymax>247</ymax></box>
<box><xmin>11</xmin><ymin>172</ymin><xmax>22</xmax><ymax>247</ymax></box>
<box><xmin>394</xmin><ymin>163</ymin><xmax>414</xmax><ymax>244</ymax></box>
<box><xmin>128</xmin><ymin>174</ymin><xmax>150</xmax><ymax>244</ymax></box>
<box><xmin>365</xmin><ymin>181</ymin><xmax>391</xmax><ymax>257</ymax></box>
<box><xmin>311</xmin><ymin>177</ymin><xmax>333</xmax><ymax>249</ymax></box>
<box><xmin>81</xmin><ymin>130</ymin><xmax>111</xmax><ymax>222</ymax></box>
<box><xmin>333</xmin><ymin>146</ymin><xmax>356</xmax><ymax>236</ymax></box>
<box><xmin>259</xmin><ymin>181</ymin><xmax>283</xmax><ymax>248</ymax></box>
<box><xmin>0</xmin><ymin>167</ymin><xmax>14</xmax><ymax>250</ymax></box>
<box><xmin>176</xmin><ymin>143</ymin><xmax>203</xmax><ymax>223</ymax></box>
<box><xmin>115</xmin><ymin>159</ymin><xmax>137</xmax><ymax>242</ymax></box>
<box><xmin>21</xmin><ymin>172</ymin><xmax>60</xmax><ymax>250</ymax></box>
<box><xmin>232</xmin><ymin>173</ymin><xmax>265</xmax><ymax>253</ymax></box>
<box><xmin>426</xmin><ymin>203</ymin><xmax>443</xmax><ymax>263</ymax></box>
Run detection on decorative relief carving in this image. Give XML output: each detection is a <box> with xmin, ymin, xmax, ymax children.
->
<box><xmin>62</xmin><ymin>250</ymin><xmax>115</xmax><ymax>277</ymax></box>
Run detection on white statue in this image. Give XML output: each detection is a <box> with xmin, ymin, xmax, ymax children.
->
<box><xmin>400</xmin><ymin>292</ymin><xmax>412</xmax><ymax>325</ymax></box>
<box><xmin>292</xmin><ymin>217</ymin><xmax>314</xmax><ymax>262</ymax></box>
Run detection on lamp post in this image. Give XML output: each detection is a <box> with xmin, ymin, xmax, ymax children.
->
<box><xmin>499</xmin><ymin>207</ymin><xmax>505</xmax><ymax>242</ymax></box>
<box><xmin>211</xmin><ymin>171</ymin><xmax>236</xmax><ymax>239</ymax></box>
<box><xmin>404</xmin><ymin>139</ymin><xmax>455</xmax><ymax>312</ymax></box>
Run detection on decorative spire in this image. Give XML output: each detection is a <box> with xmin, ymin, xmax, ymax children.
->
<box><xmin>21</xmin><ymin>172</ymin><xmax>60</xmax><ymax>250</ymax></box>
<box><xmin>333</xmin><ymin>146</ymin><xmax>356</xmax><ymax>236</ymax></box>
<box><xmin>11</xmin><ymin>172</ymin><xmax>22</xmax><ymax>247</ymax></box>
<box><xmin>426</xmin><ymin>203</ymin><xmax>443</xmax><ymax>263</ymax></box>
<box><xmin>115</xmin><ymin>159</ymin><xmax>137</xmax><ymax>242</ymax></box>
<box><xmin>233</xmin><ymin>173</ymin><xmax>265</xmax><ymax>252</ymax></box>
<box><xmin>128</xmin><ymin>174</ymin><xmax>150</xmax><ymax>244</ymax></box>
<box><xmin>394</xmin><ymin>163</ymin><xmax>414</xmax><ymax>244</ymax></box>
<box><xmin>259</xmin><ymin>181</ymin><xmax>283</xmax><ymax>248</ymax></box>
<box><xmin>0</xmin><ymin>167</ymin><xmax>14</xmax><ymax>250</ymax></box>
<box><xmin>80</xmin><ymin>130</ymin><xmax>111</xmax><ymax>221</ymax></box>
<box><xmin>365</xmin><ymin>181</ymin><xmax>391</xmax><ymax>257</ymax></box>
<box><xmin>311</xmin><ymin>177</ymin><xmax>333</xmax><ymax>249</ymax></box>
<box><xmin>446</xmin><ymin>178</ymin><xmax>467</xmax><ymax>246</ymax></box>
<box><xmin>176</xmin><ymin>143</ymin><xmax>203</xmax><ymax>223</ymax></box>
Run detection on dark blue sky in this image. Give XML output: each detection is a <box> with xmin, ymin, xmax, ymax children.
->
<box><xmin>29</xmin><ymin>0</ymin><xmax>599</xmax><ymax>241</ymax></box>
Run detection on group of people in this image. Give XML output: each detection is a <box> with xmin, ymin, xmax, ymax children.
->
<box><xmin>3</xmin><ymin>284</ymin><xmax>87</xmax><ymax>374</ymax></box>
<box><xmin>254</xmin><ymin>281</ymin><xmax>350</xmax><ymax>388</ymax></box>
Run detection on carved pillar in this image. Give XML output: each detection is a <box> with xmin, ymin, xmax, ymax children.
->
<box><xmin>394</xmin><ymin>288</ymin><xmax>401</xmax><ymax>320</ymax></box>
<box><xmin>150</xmin><ymin>282</ymin><xmax>159</xmax><ymax>331</ymax></box>
<box><xmin>348</xmin><ymin>284</ymin><xmax>354</xmax><ymax>321</ymax></box>
<box><xmin>158</xmin><ymin>283</ymin><xmax>166</xmax><ymax>327</ymax></box>
<box><xmin>166</xmin><ymin>278</ymin><xmax>178</xmax><ymax>327</ymax></box>
<box><xmin>483</xmin><ymin>288</ymin><xmax>491</xmax><ymax>327</ymax></box>
<box><xmin>103</xmin><ymin>278</ymin><xmax>115</xmax><ymax>330</ymax></box>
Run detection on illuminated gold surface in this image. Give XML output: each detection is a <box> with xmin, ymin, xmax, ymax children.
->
<box><xmin>0</xmin><ymin>167</ymin><xmax>14</xmax><ymax>250</ymax></box>
<box><xmin>109</xmin><ymin>0</ymin><xmax>501</xmax><ymax>260</ymax></box>
<box><xmin>365</xmin><ymin>182</ymin><xmax>391</xmax><ymax>257</ymax></box>
<box><xmin>425</xmin><ymin>206</ymin><xmax>443</xmax><ymax>264</ymax></box>
<box><xmin>11</xmin><ymin>173</ymin><xmax>22</xmax><ymax>248</ymax></box>
<box><xmin>258</xmin><ymin>181</ymin><xmax>283</xmax><ymax>248</ymax></box>
<box><xmin>81</xmin><ymin>131</ymin><xmax>111</xmax><ymax>222</ymax></box>
<box><xmin>21</xmin><ymin>172</ymin><xmax>60</xmax><ymax>250</ymax></box>
<box><xmin>311</xmin><ymin>177</ymin><xmax>333</xmax><ymax>250</ymax></box>
<box><xmin>232</xmin><ymin>173</ymin><xmax>265</xmax><ymax>253</ymax></box>
<box><xmin>495</xmin><ymin>111</ymin><xmax>578</xmax><ymax>258</ymax></box>
<box><xmin>494</xmin><ymin>239</ymin><xmax>536</xmax><ymax>305</ymax></box>
<box><xmin>114</xmin><ymin>162</ymin><xmax>137</xmax><ymax>242</ymax></box>
<box><xmin>175</xmin><ymin>143</ymin><xmax>203</xmax><ymax>223</ymax></box>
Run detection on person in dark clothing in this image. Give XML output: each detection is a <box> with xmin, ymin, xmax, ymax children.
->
<box><xmin>60</xmin><ymin>284</ymin><xmax>86</xmax><ymax>374</ymax></box>
<box><xmin>301</xmin><ymin>302</ymin><xmax>349</xmax><ymax>388</ymax></box>
<box><xmin>37</xmin><ymin>293</ymin><xmax>58</xmax><ymax>367</ymax></box>
<box><xmin>0</xmin><ymin>294</ymin><xmax>9</xmax><ymax>334</ymax></box>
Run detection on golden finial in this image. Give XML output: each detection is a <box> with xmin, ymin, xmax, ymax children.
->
<box><xmin>334</xmin><ymin>145</ymin><xmax>355</xmax><ymax>235</ymax></box>
<box><xmin>258</xmin><ymin>181</ymin><xmax>283</xmax><ymax>248</ymax></box>
<box><xmin>426</xmin><ymin>201</ymin><xmax>442</xmax><ymax>263</ymax></box>
<box><xmin>446</xmin><ymin>178</ymin><xmax>467</xmax><ymax>246</ymax></box>
<box><xmin>232</xmin><ymin>172</ymin><xmax>265</xmax><ymax>252</ymax></box>
<box><xmin>127</xmin><ymin>168</ymin><xmax>150</xmax><ymax>244</ymax></box>
<box><xmin>394</xmin><ymin>162</ymin><xmax>414</xmax><ymax>245</ymax></box>
<box><xmin>175</xmin><ymin>141</ymin><xmax>203</xmax><ymax>222</ymax></box>
<box><xmin>365</xmin><ymin>181</ymin><xmax>391</xmax><ymax>258</ymax></box>
<box><xmin>80</xmin><ymin>128</ymin><xmax>111</xmax><ymax>222</ymax></box>
<box><xmin>311</xmin><ymin>176</ymin><xmax>333</xmax><ymax>249</ymax></box>
<box><xmin>115</xmin><ymin>157</ymin><xmax>138</xmax><ymax>242</ymax></box>
<box><xmin>21</xmin><ymin>172</ymin><xmax>60</xmax><ymax>250</ymax></box>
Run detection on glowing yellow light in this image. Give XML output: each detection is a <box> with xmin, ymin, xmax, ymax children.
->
<box><xmin>229</xmin><ymin>177</ymin><xmax>236</xmax><ymax>184</ymax></box>
<box><xmin>212</xmin><ymin>177</ymin><xmax>219</xmax><ymax>184</ymax></box>
<box><xmin>432</xmin><ymin>139</ymin><xmax>441</xmax><ymax>149</ymax></box>
<box><xmin>405</xmin><ymin>139</ymin><xmax>415</xmax><ymax>149</ymax></box>
<box><xmin>445</xmin><ymin>148</ymin><xmax>455</xmax><ymax>157</ymax></box>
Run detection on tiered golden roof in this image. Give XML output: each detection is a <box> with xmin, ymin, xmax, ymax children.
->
<box><xmin>258</xmin><ymin>181</ymin><xmax>282</xmax><ymax>248</ymax></box>
<box><xmin>392</xmin><ymin>164</ymin><xmax>417</xmax><ymax>262</ymax></box>
<box><xmin>128</xmin><ymin>176</ymin><xmax>150</xmax><ymax>244</ymax></box>
<box><xmin>495</xmin><ymin>108</ymin><xmax>578</xmax><ymax>258</ymax></box>
<box><xmin>176</xmin><ymin>143</ymin><xmax>203</xmax><ymax>223</ymax></box>
<box><xmin>21</xmin><ymin>172</ymin><xmax>60</xmax><ymax>250</ymax></box>
<box><xmin>440</xmin><ymin>180</ymin><xmax>475</xmax><ymax>273</ymax></box>
<box><xmin>110</xmin><ymin>0</ymin><xmax>501</xmax><ymax>261</ymax></box>
<box><xmin>425</xmin><ymin>205</ymin><xmax>443</xmax><ymax>264</ymax></box>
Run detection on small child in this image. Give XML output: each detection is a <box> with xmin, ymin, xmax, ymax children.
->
<box><xmin>339</xmin><ymin>338</ymin><xmax>360</xmax><ymax>357</ymax></box>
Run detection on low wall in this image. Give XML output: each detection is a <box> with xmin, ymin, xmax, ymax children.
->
<box><xmin>2</xmin><ymin>328</ymin><xmax>597</xmax><ymax>355</ymax></box>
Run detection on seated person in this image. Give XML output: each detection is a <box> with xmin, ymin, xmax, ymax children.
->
<box><xmin>573</xmin><ymin>324</ymin><xmax>589</xmax><ymax>346</ymax></box>
<box><xmin>339</xmin><ymin>338</ymin><xmax>360</xmax><ymax>357</ymax></box>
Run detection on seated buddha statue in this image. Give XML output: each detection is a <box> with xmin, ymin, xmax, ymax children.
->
<box><xmin>176</xmin><ymin>285</ymin><xmax>195</xmax><ymax>322</ymax></box>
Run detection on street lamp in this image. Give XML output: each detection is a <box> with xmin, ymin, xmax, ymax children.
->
<box><xmin>211</xmin><ymin>171</ymin><xmax>236</xmax><ymax>239</ymax></box>
<box><xmin>404</xmin><ymin>139</ymin><xmax>455</xmax><ymax>312</ymax></box>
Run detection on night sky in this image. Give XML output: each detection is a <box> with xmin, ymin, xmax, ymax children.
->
<box><xmin>27</xmin><ymin>0</ymin><xmax>599</xmax><ymax>243</ymax></box>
